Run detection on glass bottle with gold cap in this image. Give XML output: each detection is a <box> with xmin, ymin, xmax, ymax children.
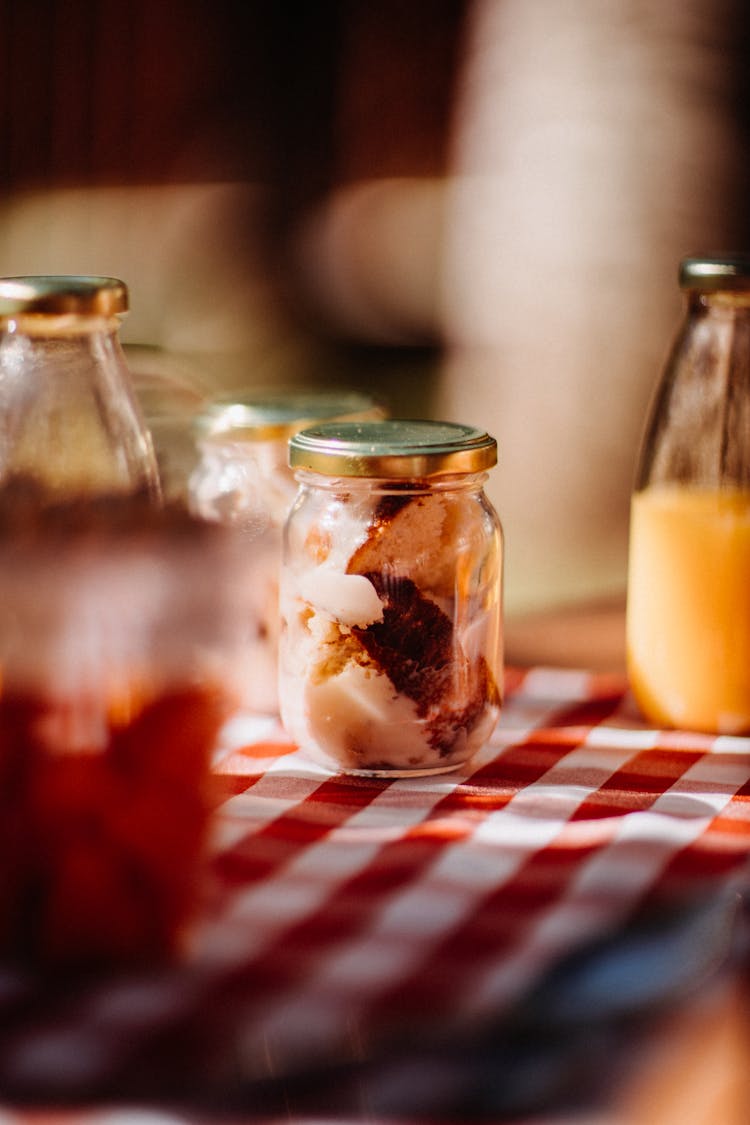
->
<box><xmin>627</xmin><ymin>253</ymin><xmax>750</xmax><ymax>733</ymax></box>
<box><xmin>0</xmin><ymin>275</ymin><xmax>159</xmax><ymax>498</ymax></box>
<box><xmin>279</xmin><ymin>419</ymin><xmax>503</xmax><ymax>775</ymax></box>
<box><xmin>188</xmin><ymin>388</ymin><xmax>386</xmax><ymax>714</ymax></box>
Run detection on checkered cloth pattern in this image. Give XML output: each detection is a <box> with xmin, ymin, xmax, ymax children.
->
<box><xmin>1</xmin><ymin>665</ymin><xmax>749</xmax><ymax>1120</ymax></box>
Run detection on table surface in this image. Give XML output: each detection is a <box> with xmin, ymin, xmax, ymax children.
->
<box><xmin>1</xmin><ymin>630</ymin><xmax>749</xmax><ymax>1123</ymax></box>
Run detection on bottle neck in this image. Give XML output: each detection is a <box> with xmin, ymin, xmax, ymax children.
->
<box><xmin>688</xmin><ymin>289</ymin><xmax>750</xmax><ymax>314</ymax></box>
<box><xmin>0</xmin><ymin>313</ymin><xmax>159</xmax><ymax>499</ymax></box>
<box><xmin>636</xmin><ymin>287</ymin><xmax>750</xmax><ymax>492</ymax></box>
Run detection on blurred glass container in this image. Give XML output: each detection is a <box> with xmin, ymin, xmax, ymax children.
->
<box><xmin>0</xmin><ymin>483</ymin><xmax>249</xmax><ymax>972</ymax></box>
<box><xmin>0</xmin><ymin>276</ymin><xmax>159</xmax><ymax>499</ymax></box>
<box><xmin>126</xmin><ymin>345</ymin><xmax>210</xmax><ymax>502</ymax></box>
<box><xmin>188</xmin><ymin>388</ymin><xmax>386</xmax><ymax>714</ymax></box>
<box><xmin>627</xmin><ymin>254</ymin><xmax>750</xmax><ymax>733</ymax></box>
<box><xmin>279</xmin><ymin>420</ymin><xmax>503</xmax><ymax>776</ymax></box>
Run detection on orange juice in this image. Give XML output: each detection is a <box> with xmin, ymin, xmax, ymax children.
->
<box><xmin>627</xmin><ymin>485</ymin><xmax>750</xmax><ymax>733</ymax></box>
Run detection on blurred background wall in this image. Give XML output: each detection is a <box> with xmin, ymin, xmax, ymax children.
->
<box><xmin>0</xmin><ymin>0</ymin><xmax>463</xmax><ymax>403</ymax></box>
<box><xmin>2</xmin><ymin>0</ymin><xmax>750</xmax><ymax>615</ymax></box>
<box><xmin>438</xmin><ymin>0</ymin><xmax>750</xmax><ymax>610</ymax></box>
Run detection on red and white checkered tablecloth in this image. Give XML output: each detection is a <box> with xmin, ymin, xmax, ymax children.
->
<box><xmin>1</xmin><ymin>665</ymin><xmax>749</xmax><ymax>1119</ymax></box>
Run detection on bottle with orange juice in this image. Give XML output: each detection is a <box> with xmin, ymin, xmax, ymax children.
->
<box><xmin>627</xmin><ymin>255</ymin><xmax>750</xmax><ymax>734</ymax></box>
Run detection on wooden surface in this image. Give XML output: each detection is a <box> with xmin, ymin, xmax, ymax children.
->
<box><xmin>505</xmin><ymin>595</ymin><xmax>627</xmax><ymax>676</ymax></box>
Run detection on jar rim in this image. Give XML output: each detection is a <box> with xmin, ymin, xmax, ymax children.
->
<box><xmin>289</xmin><ymin>419</ymin><xmax>497</xmax><ymax>477</ymax></box>
<box><xmin>0</xmin><ymin>276</ymin><xmax>128</xmax><ymax>316</ymax></box>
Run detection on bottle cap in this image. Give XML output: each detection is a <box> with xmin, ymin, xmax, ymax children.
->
<box><xmin>289</xmin><ymin>419</ymin><xmax>497</xmax><ymax>478</ymax></box>
<box><xmin>0</xmin><ymin>276</ymin><xmax>128</xmax><ymax>316</ymax></box>
<box><xmin>679</xmin><ymin>255</ymin><xmax>750</xmax><ymax>291</ymax></box>
<box><xmin>197</xmin><ymin>388</ymin><xmax>386</xmax><ymax>444</ymax></box>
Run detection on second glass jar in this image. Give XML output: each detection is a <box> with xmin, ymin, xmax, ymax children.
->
<box><xmin>188</xmin><ymin>389</ymin><xmax>385</xmax><ymax>713</ymax></box>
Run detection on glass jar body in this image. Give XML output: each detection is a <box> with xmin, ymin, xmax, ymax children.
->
<box><xmin>627</xmin><ymin>289</ymin><xmax>750</xmax><ymax>733</ymax></box>
<box><xmin>279</xmin><ymin>471</ymin><xmax>503</xmax><ymax>775</ymax></box>
<box><xmin>188</xmin><ymin>391</ymin><xmax>386</xmax><ymax>715</ymax></box>
<box><xmin>189</xmin><ymin>436</ymin><xmax>298</xmax><ymax>713</ymax></box>
<box><xmin>0</xmin><ymin>312</ymin><xmax>158</xmax><ymax>498</ymax></box>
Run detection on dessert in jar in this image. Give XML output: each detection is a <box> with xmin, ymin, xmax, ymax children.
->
<box><xmin>0</xmin><ymin>483</ymin><xmax>248</xmax><ymax>971</ymax></box>
<box><xmin>279</xmin><ymin>419</ymin><xmax>503</xmax><ymax>776</ymax></box>
<box><xmin>627</xmin><ymin>254</ymin><xmax>750</xmax><ymax>733</ymax></box>
<box><xmin>188</xmin><ymin>388</ymin><xmax>385</xmax><ymax>714</ymax></box>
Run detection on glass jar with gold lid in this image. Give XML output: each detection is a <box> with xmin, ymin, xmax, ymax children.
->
<box><xmin>188</xmin><ymin>388</ymin><xmax>386</xmax><ymax>713</ymax></box>
<box><xmin>279</xmin><ymin>419</ymin><xmax>503</xmax><ymax>775</ymax></box>
<box><xmin>0</xmin><ymin>276</ymin><xmax>159</xmax><ymax>499</ymax></box>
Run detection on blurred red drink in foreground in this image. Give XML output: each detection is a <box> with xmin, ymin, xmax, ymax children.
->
<box><xmin>0</xmin><ymin>483</ymin><xmax>248</xmax><ymax>971</ymax></box>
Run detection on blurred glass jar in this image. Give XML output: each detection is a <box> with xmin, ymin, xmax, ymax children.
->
<box><xmin>627</xmin><ymin>254</ymin><xmax>750</xmax><ymax>733</ymax></box>
<box><xmin>126</xmin><ymin>346</ymin><xmax>210</xmax><ymax>502</ymax></box>
<box><xmin>279</xmin><ymin>420</ymin><xmax>503</xmax><ymax>776</ymax></box>
<box><xmin>188</xmin><ymin>388</ymin><xmax>386</xmax><ymax>714</ymax></box>
<box><xmin>0</xmin><ymin>276</ymin><xmax>159</xmax><ymax>499</ymax></box>
<box><xmin>0</xmin><ymin>483</ymin><xmax>249</xmax><ymax>972</ymax></box>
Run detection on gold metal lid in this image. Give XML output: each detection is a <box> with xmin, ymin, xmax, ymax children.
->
<box><xmin>0</xmin><ymin>276</ymin><xmax>129</xmax><ymax>316</ymax></box>
<box><xmin>197</xmin><ymin>387</ymin><xmax>386</xmax><ymax>444</ymax></box>
<box><xmin>679</xmin><ymin>255</ymin><xmax>750</xmax><ymax>291</ymax></box>
<box><xmin>289</xmin><ymin>419</ymin><xmax>497</xmax><ymax>478</ymax></box>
